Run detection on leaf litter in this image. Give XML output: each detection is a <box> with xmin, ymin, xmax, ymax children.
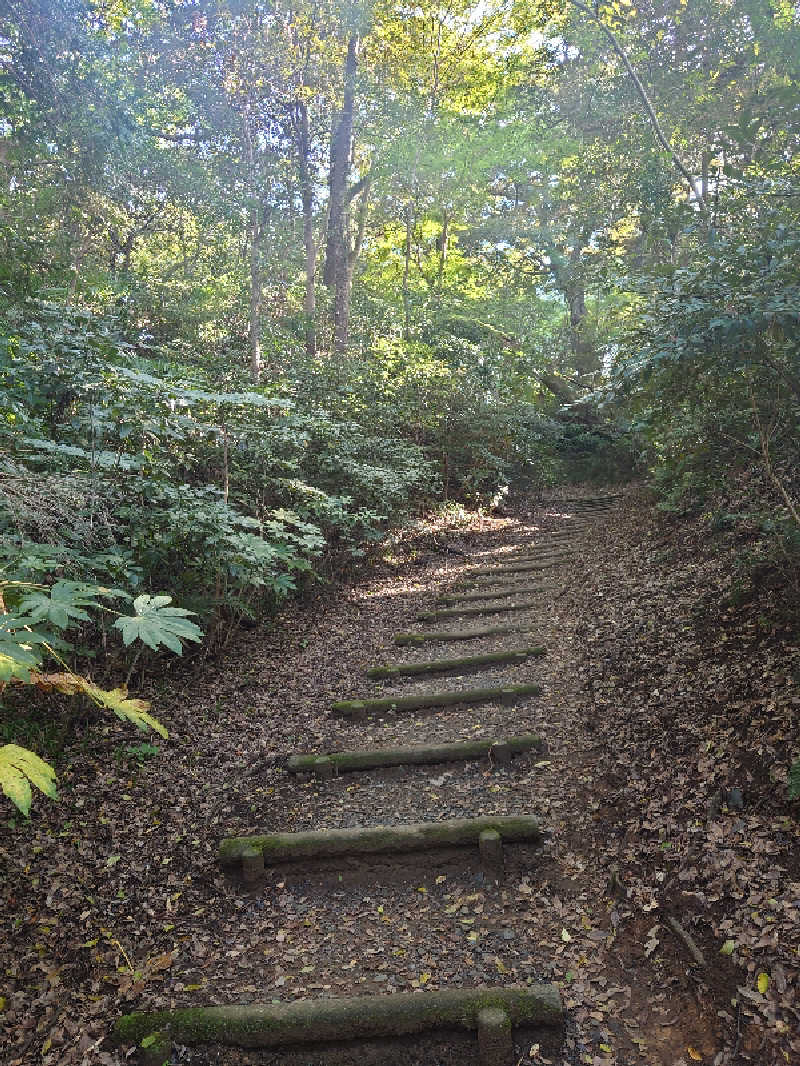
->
<box><xmin>0</xmin><ymin>489</ymin><xmax>797</xmax><ymax>1065</ymax></box>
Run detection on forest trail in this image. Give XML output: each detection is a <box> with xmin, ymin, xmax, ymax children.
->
<box><xmin>4</xmin><ymin>490</ymin><xmax>798</xmax><ymax>1066</ymax></box>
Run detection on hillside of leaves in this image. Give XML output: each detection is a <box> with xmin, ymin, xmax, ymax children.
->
<box><xmin>1</xmin><ymin>0</ymin><xmax>799</xmax><ymax>821</ymax></box>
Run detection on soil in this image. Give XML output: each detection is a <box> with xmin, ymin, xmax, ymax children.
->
<box><xmin>1</xmin><ymin>486</ymin><xmax>798</xmax><ymax>1066</ymax></box>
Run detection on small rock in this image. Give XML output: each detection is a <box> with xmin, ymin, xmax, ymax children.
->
<box><xmin>725</xmin><ymin>787</ymin><xmax>744</xmax><ymax>810</ymax></box>
<box><xmin>705</xmin><ymin>790</ymin><xmax>722</xmax><ymax>819</ymax></box>
<box><xmin>501</xmin><ymin>928</ymin><xmax>516</xmax><ymax>941</ymax></box>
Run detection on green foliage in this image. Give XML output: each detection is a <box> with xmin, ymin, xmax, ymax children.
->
<box><xmin>789</xmin><ymin>760</ymin><xmax>800</xmax><ymax>801</ymax></box>
<box><xmin>113</xmin><ymin>595</ymin><xmax>202</xmax><ymax>654</ymax></box>
<box><xmin>0</xmin><ymin>744</ymin><xmax>58</xmax><ymax>818</ymax></box>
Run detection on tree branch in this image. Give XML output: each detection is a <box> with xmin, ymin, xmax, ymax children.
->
<box><xmin>567</xmin><ymin>0</ymin><xmax>708</xmax><ymax>215</ymax></box>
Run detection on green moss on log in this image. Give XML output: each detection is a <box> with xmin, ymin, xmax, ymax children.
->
<box><xmin>114</xmin><ymin>984</ymin><xmax>562</xmax><ymax>1049</ymax></box>
<box><xmin>286</xmin><ymin>732</ymin><xmax>543</xmax><ymax>774</ymax></box>
<box><xmin>393</xmin><ymin>625</ymin><xmax>530</xmax><ymax>645</ymax></box>
<box><xmin>218</xmin><ymin>814</ymin><xmax>543</xmax><ymax>866</ymax></box>
<box><xmin>331</xmin><ymin>681</ymin><xmax>541</xmax><ymax>717</ymax></box>
<box><xmin>366</xmin><ymin>646</ymin><xmax>545</xmax><ymax>679</ymax></box>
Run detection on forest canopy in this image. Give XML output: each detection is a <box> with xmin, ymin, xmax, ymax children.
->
<box><xmin>1</xmin><ymin>0</ymin><xmax>799</xmax><ymax>811</ymax></box>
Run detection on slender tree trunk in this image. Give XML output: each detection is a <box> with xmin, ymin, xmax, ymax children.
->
<box><xmin>568</xmin><ymin>0</ymin><xmax>708</xmax><ymax>216</ymax></box>
<box><xmin>324</xmin><ymin>33</ymin><xmax>359</xmax><ymax>293</ymax></box>
<box><xmin>243</xmin><ymin>109</ymin><xmax>262</xmax><ymax>382</ymax></box>
<box><xmin>295</xmin><ymin>99</ymin><xmax>316</xmax><ymax>359</ymax></box>
<box><xmin>438</xmin><ymin>210</ymin><xmax>449</xmax><ymax>288</ymax></box>
<box><xmin>334</xmin><ymin>176</ymin><xmax>371</xmax><ymax>354</ymax></box>
<box><xmin>403</xmin><ymin>207</ymin><xmax>413</xmax><ymax>338</ymax></box>
<box><xmin>249</xmin><ymin>205</ymin><xmax>262</xmax><ymax>383</ymax></box>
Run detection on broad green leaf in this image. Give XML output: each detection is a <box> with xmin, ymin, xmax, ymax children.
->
<box><xmin>16</xmin><ymin>580</ymin><xmax>108</xmax><ymax>628</ymax></box>
<box><xmin>0</xmin><ymin>744</ymin><xmax>58</xmax><ymax>816</ymax></box>
<box><xmin>757</xmin><ymin>972</ymin><xmax>770</xmax><ymax>995</ymax></box>
<box><xmin>113</xmin><ymin>595</ymin><xmax>202</xmax><ymax>653</ymax></box>
<box><xmin>720</xmin><ymin>939</ymin><xmax>735</xmax><ymax>956</ymax></box>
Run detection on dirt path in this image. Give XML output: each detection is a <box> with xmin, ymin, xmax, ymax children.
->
<box><xmin>2</xmin><ymin>490</ymin><xmax>797</xmax><ymax>1066</ymax></box>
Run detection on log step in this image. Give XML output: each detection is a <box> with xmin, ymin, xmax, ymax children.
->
<box><xmin>394</xmin><ymin>625</ymin><xmax>531</xmax><ymax>645</ymax></box>
<box><xmin>417</xmin><ymin>601</ymin><xmax>538</xmax><ymax>621</ymax></box>
<box><xmin>366</xmin><ymin>645</ymin><xmax>545</xmax><ymax>678</ymax></box>
<box><xmin>115</xmin><ymin>984</ymin><xmax>563</xmax><ymax>1056</ymax></box>
<box><xmin>468</xmin><ymin>560</ymin><xmax>567</xmax><ymax>577</ymax></box>
<box><xmin>438</xmin><ymin>587</ymin><xmax>546</xmax><ymax>605</ymax></box>
<box><xmin>218</xmin><ymin>813</ymin><xmax>544</xmax><ymax>870</ymax></box>
<box><xmin>331</xmin><ymin>681</ymin><xmax>541</xmax><ymax>717</ymax></box>
<box><xmin>286</xmin><ymin>732</ymin><xmax>543</xmax><ymax>775</ymax></box>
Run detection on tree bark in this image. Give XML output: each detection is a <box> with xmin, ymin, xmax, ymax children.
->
<box><xmin>333</xmin><ymin>175</ymin><xmax>371</xmax><ymax>354</ymax></box>
<box><xmin>324</xmin><ymin>33</ymin><xmax>358</xmax><ymax>293</ymax></box>
<box><xmin>403</xmin><ymin>207</ymin><xmax>413</xmax><ymax>338</ymax></box>
<box><xmin>295</xmin><ymin>98</ymin><xmax>316</xmax><ymax>359</ymax></box>
<box><xmin>438</xmin><ymin>210</ymin><xmax>449</xmax><ymax>287</ymax></box>
<box><xmin>243</xmin><ymin>109</ymin><xmax>261</xmax><ymax>382</ymax></box>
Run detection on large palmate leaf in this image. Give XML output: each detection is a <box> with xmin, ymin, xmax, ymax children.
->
<box><xmin>0</xmin><ymin>744</ymin><xmax>58</xmax><ymax>816</ymax></box>
<box><xmin>15</xmin><ymin>580</ymin><xmax>106</xmax><ymax>629</ymax></box>
<box><xmin>112</xmin><ymin>594</ymin><xmax>202</xmax><ymax>654</ymax></box>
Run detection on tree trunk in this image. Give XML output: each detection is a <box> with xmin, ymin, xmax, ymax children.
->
<box><xmin>438</xmin><ymin>210</ymin><xmax>449</xmax><ymax>287</ymax></box>
<box><xmin>403</xmin><ymin>207</ymin><xmax>413</xmax><ymax>338</ymax></box>
<box><xmin>324</xmin><ymin>33</ymin><xmax>359</xmax><ymax>293</ymax></box>
<box><xmin>295</xmin><ymin>99</ymin><xmax>316</xmax><ymax>359</ymax></box>
<box><xmin>243</xmin><ymin>109</ymin><xmax>261</xmax><ymax>382</ymax></box>
<box><xmin>249</xmin><ymin>203</ymin><xmax>262</xmax><ymax>383</ymax></box>
<box><xmin>333</xmin><ymin>176</ymin><xmax>371</xmax><ymax>354</ymax></box>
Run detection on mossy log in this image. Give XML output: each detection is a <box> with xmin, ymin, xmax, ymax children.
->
<box><xmin>417</xmin><ymin>602</ymin><xmax>538</xmax><ymax>621</ymax></box>
<box><xmin>366</xmin><ymin>646</ymin><xmax>545</xmax><ymax>679</ymax></box>
<box><xmin>394</xmin><ymin>625</ymin><xmax>529</xmax><ymax>645</ymax></box>
<box><xmin>437</xmin><ymin>587</ymin><xmax>546</xmax><ymax>606</ymax></box>
<box><xmin>115</xmin><ymin>984</ymin><xmax>562</xmax><ymax>1050</ymax></box>
<box><xmin>286</xmin><ymin>733</ymin><xmax>543</xmax><ymax>774</ymax></box>
<box><xmin>218</xmin><ymin>814</ymin><xmax>543</xmax><ymax>867</ymax></box>
<box><xmin>331</xmin><ymin>681</ymin><xmax>541</xmax><ymax>717</ymax></box>
<box><xmin>550</xmin><ymin>494</ymin><xmax>622</xmax><ymax>505</ymax></box>
<box><xmin>469</xmin><ymin>561</ymin><xmax>566</xmax><ymax>577</ymax></box>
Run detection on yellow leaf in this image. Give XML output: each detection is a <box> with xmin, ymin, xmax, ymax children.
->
<box><xmin>494</xmin><ymin>956</ymin><xmax>508</xmax><ymax>974</ymax></box>
<box><xmin>757</xmin><ymin>972</ymin><xmax>770</xmax><ymax>995</ymax></box>
<box><xmin>419</xmin><ymin>972</ymin><xmax>431</xmax><ymax>984</ymax></box>
<box><xmin>561</xmin><ymin>928</ymin><xmax>572</xmax><ymax>942</ymax></box>
<box><xmin>688</xmin><ymin>1047</ymin><xmax>702</xmax><ymax>1061</ymax></box>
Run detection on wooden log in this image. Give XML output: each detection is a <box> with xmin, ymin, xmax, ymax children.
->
<box><xmin>437</xmin><ymin>587</ymin><xmax>546</xmax><ymax>606</ymax></box>
<box><xmin>394</xmin><ymin>625</ymin><xmax>532</xmax><ymax>645</ymax></box>
<box><xmin>240</xmin><ymin>846</ymin><xmax>264</xmax><ymax>883</ymax></box>
<box><xmin>286</xmin><ymin>733</ymin><xmax>544</xmax><ymax>774</ymax></box>
<box><xmin>477</xmin><ymin>1006</ymin><xmax>513</xmax><ymax>1066</ymax></box>
<box><xmin>468</xmin><ymin>561</ymin><xmax>567</xmax><ymax>577</ymax></box>
<box><xmin>366</xmin><ymin>646</ymin><xmax>545</xmax><ymax>679</ymax></box>
<box><xmin>218</xmin><ymin>814</ymin><xmax>543</xmax><ymax>867</ymax></box>
<box><xmin>115</xmin><ymin>985</ymin><xmax>563</xmax><ymax>1050</ymax></box>
<box><xmin>138</xmin><ymin>1032</ymin><xmax>171</xmax><ymax>1066</ymax></box>
<box><xmin>331</xmin><ymin>681</ymin><xmax>541</xmax><ymax>717</ymax></box>
<box><xmin>479</xmin><ymin>829</ymin><xmax>504</xmax><ymax>880</ymax></box>
<box><xmin>417</xmin><ymin>602</ymin><xmax>538</xmax><ymax>621</ymax></box>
